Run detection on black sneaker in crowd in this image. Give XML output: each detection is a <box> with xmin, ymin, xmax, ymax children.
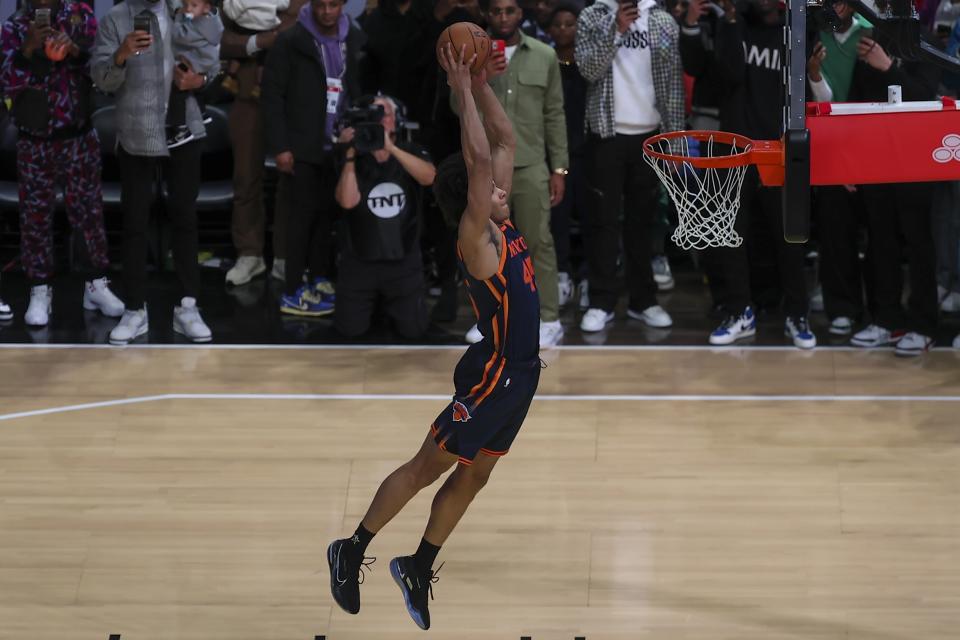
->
<box><xmin>167</xmin><ymin>126</ymin><xmax>195</xmax><ymax>149</ymax></box>
<box><xmin>327</xmin><ymin>538</ymin><xmax>375</xmax><ymax>614</ymax></box>
<box><xmin>201</xmin><ymin>112</ymin><xmax>213</xmax><ymax>125</ymax></box>
<box><xmin>390</xmin><ymin>555</ymin><xmax>443</xmax><ymax>630</ymax></box>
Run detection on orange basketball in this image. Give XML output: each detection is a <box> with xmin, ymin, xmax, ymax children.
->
<box><xmin>436</xmin><ymin>22</ymin><xmax>490</xmax><ymax>74</ymax></box>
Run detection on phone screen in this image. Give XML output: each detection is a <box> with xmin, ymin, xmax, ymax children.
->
<box><xmin>133</xmin><ymin>15</ymin><xmax>151</xmax><ymax>35</ymax></box>
<box><xmin>34</xmin><ymin>8</ymin><xmax>51</xmax><ymax>27</ymax></box>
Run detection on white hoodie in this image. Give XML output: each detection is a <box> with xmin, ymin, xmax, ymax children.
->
<box><xmin>601</xmin><ymin>0</ymin><xmax>662</xmax><ymax>135</ymax></box>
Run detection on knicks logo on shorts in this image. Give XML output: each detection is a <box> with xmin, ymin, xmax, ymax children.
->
<box><xmin>452</xmin><ymin>401</ymin><xmax>472</xmax><ymax>423</ymax></box>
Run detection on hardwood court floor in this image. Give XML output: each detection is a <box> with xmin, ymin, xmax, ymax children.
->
<box><xmin>1</xmin><ymin>345</ymin><xmax>959</xmax><ymax>640</ymax></box>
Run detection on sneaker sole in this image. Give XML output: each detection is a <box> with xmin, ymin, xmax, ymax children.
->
<box><xmin>829</xmin><ymin>326</ymin><xmax>853</xmax><ymax>336</ymax></box>
<box><xmin>327</xmin><ymin>541</ymin><xmax>359</xmax><ymax>615</ymax></box>
<box><xmin>167</xmin><ymin>136</ymin><xmax>195</xmax><ymax>150</ymax></box>
<box><xmin>173</xmin><ymin>325</ymin><xmax>213</xmax><ymax>343</ymax></box>
<box><xmin>655</xmin><ymin>280</ymin><xmax>675</xmax><ymax>292</ymax></box>
<box><xmin>226</xmin><ymin>264</ymin><xmax>267</xmax><ymax>287</ymax></box>
<box><xmin>626</xmin><ymin>309</ymin><xmax>673</xmax><ymax>328</ymax></box>
<box><xmin>109</xmin><ymin>323</ymin><xmax>149</xmax><ymax>346</ymax></box>
<box><xmin>280</xmin><ymin>306</ymin><xmax>334</xmax><ymax>317</ymax></box>
<box><xmin>580</xmin><ymin>315</ymin><xmax>615</xmax><ymax>333</ymax></box>
<box><xmin>709</xmin><ymin>326</ymin><xmax>757</xmax><ymax>346</ymax></box>
<box><xmin>25</xmin><ymin>303</ymin><xmax>53</xmax><ymax>327</ymax></box>
<box><xmin>0</xmin><ymin>312</ymin><xmax>12</xmax><ymax>322</ymax></box>
<box><xmin>390</xmin><ymin>558</ymin><xmax>428</xmax><ymax>630</ymax></box>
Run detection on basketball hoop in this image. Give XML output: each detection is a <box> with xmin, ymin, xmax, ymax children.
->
<box><xmin>643</xmin><ymin>131</ymin><xmax>784</xmax><ymax>250</ymax></box>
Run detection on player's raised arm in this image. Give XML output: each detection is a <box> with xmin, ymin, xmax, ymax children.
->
<box><xmin>471</xmin><ymin>68</ymin><xmax>516</xmax><ymax>197</ymax></box>
<box><xmin>439</xmin><ymin>44</ymin><xmax>501</xmax><ymax>280</ymax></box>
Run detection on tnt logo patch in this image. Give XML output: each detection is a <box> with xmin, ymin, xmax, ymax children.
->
<box><xmin>366</xmin><ymin>182</ymin><xmax>406</xmax><ymax>219</ymax></box>
<box><xmin>452</xmin><ymin>401</ymin><xmax>472</xmax><ymax>422</ymax></box>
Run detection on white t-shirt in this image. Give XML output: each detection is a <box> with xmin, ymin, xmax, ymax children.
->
<box><xmin>505</xmin><ymin>44</ymin><xmax>518</xmax><ymax>64</ymax></box>
<box><xmin>612</xmin><ymin>0</ymin><xmax>661</xmax><ymax>135</ymax></box>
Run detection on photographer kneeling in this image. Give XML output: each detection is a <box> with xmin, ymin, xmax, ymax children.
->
<box><xmin>334</xmin><ymin>95</ymin><xmax>436</xmax><ymax>339</ymax></box>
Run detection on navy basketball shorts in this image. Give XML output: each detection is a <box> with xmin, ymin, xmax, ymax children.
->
<box><xmin>431</xmin><ymin>344</ymin><xmax>541</xmax><ymax>466</ymax></box>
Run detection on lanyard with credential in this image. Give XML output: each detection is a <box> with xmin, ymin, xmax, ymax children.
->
<box><xmin>318</xmin><ymin>39</ymin><xmax>348</xmax><ymax>116</ymax></box>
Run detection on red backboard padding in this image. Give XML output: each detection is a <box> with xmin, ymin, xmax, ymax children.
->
<box><xmin>808</xmin><ymin>107</ymin><xmax>960</xmax><ymax>185</ymax></box>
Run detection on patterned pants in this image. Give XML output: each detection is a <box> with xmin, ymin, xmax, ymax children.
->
<box><xmin>17</xmin><ymin>129</ymin><xmax>109</xmax><ymax>283</ymax></box>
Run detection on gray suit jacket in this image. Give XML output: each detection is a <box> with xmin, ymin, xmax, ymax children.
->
<box><xmin>92</xmin><ymin>0</ymin><xmax>208</xmax><ymax>156</ymax></box>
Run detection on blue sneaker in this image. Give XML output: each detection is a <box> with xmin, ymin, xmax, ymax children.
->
<box><xmin>390</xmin><ymin>555</ymin><xmax>442</xmax><ymax>630</ymax></box>
<box><xmin>709</xmin><ymin>306</ymin><xmax>756</xmax><ymax>345</ymax></box>
<box><xmin>312</xmin><ymin>277</ymin><xmax>336</xmax><ymax>305</ymax></box>
<box><xmin>280</xmin><ymin>285</ymin><xmax>334</xmax><ymax>317</ymax></box>
<box><xmin>785</xmin><ymin>316</ymin><xmax>817</xmax><ymax>349</ymax></box>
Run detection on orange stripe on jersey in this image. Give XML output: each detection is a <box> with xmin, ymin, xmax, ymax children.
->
<box><xmin>468</xmin><ymin>350</ymin><xmax>499</xmax><ymax>397</ymax></box>
<box><xmin>484</xmin><ymin>278</ymin><xmax>503</xmax><ymax>303</ymax></box>
<box><xmin>474</xmin><ymin>357</ymin><xmax>506</xmax><ymax>409</ymax></box>
<box><xmin>500</xmin><ymin>291</ymin><xmax>510</xmax><ymax>354</ymax></box>
<box><xmin>479</xmin><ymin>447</ymin><xmax>508</xmax><ymax>457</ymax></box>
<box><xmin>495</xmin><ymin>226</ymin><xmax>508</xmax><ymax>275</ymax></box>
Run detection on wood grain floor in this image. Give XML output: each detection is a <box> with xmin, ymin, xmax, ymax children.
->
<box><xmin>1</xmin><ymin>346</ymin><xmax>959</xmax><ymax>640</ymax></box>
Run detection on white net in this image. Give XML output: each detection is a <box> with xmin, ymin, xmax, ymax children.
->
<box><xmin>643</xmin><ymin>134</ymin><xmax>751</xmax><ymax>250</ymax></box>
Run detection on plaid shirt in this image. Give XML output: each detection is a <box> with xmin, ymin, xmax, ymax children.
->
<box><xmin>575</xmin><ymin>0</ymin><xmax>685</xmax><ymax>139</ymax></box>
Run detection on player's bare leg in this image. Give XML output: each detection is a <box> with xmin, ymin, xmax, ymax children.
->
<box><xmin>362</xmin><ymin>433</ymin><xmax>459</xmax><ymax>533</ymax></box>
<box><xmin>390</xmin><ymin>452</ymin><xmax>501</xmax><ymax>630</ymax></box>
<box><xmin>327</xmin><ymin>433</ymin><xmax>456</xmax><ymax>615</ymax></box>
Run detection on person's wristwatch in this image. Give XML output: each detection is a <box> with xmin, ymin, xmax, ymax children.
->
<box><xmin>553</xmin><ymin>167</ymin><xmax>569</xmax><ymax>176</ymax></box>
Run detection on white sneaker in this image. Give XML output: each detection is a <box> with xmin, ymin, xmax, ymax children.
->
<box><xmin>941</xmin><ymin>291</ymin><xmax>960</xmax><ymax>313</ymax></box>
<box><xmin>539</xmin><ymin>319</ymin><xmax>564</xmax><ymax>348</ymax></box>
<box><xmin>709</xmin><ymin>306</ymin><xmax>756</xmax><ymax>345</ymax></box>
<box><xmin>810</xmin><ymin>285</ymin><xmax>824</xmax><ymax>313</ymax></box>
<box><xmin>829</xmin><ymin>316</ymin><xmax>853</xmax><ymax>336</ymax></box>
<box><xmin>953</xmin><ymin>333</ymin><xmax>960</xmax><ymax>349</ymax></box>
<box><xmin>465</xmin><ymin>323</ymin><xmax>483</xmax><ymax>344</ymax></box>
<box><xmin>558</xmin><ymin>272</ymin><xmax>573</xmax><ymax>307</ymax></box>
<box><xmin>271</xmin><ymin>258</ymin><xmax>286</xmax><ymax>281</ymax></box>
<box><xmin>109</xmin><ymin>308</ymin><xmax>149</xmax><ymax>345</ymax></box>
<box><xmin>173</xmin><ymin>297</ymin><xmax>212</xmax><ymax>343</ymax></box>
<box><xmin>627</xmin><ymin>304</ymin><xmax>673</xmax><ymax>328</ymax></box>
<box><xmin>580</xmin><ymin>308</ymin><xmax>614</xmax><ymax>332</ymax></box>
<box><xmin>895</xmin><ymin>331</ymin><xmax>933</xmax><ymax>357</ymax></box>
<box><xmin>851</xmin><ymin>324</ymin><xmax>901</xmax><ymax>348</ymax></box>
<box><xmin>577</xmin><ymin>280</ymin><xmax>590</xmax><ymax>310</ymax></box>
<box><xmin>651</xmin><ymin>255</ymin><xmax>674</xmax><ymax>291</ymax></box>
<box><xmin>785</xmin><ymin>316</ymin><xmax>817</xmax><ymax>349</ymax></box>
<box><xmin>0</xmin><ymin>297</ymin><xmax>12</xmax><ymax>321</ymax></box>
<box><xmin>25</xmin><ymin>285</ymin><xmax>52</xmax><ymax>327</ymax></box>
<box><xmin>83</xmin><ymin>277</ymin><xmax>124</xmax><ymax>317</ymax></box>
<box><xmin>226</xmin><ymin>256</ymin><xmax>267</xmax><ymax>286</ymax></box>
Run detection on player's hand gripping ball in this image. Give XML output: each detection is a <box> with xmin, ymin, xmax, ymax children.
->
<box><xmin>436</xmin><ymin>22</ymin><xmax>490</xmax><ymax>74</ymax></box>
<box><xmin>44</xmin><ymin>38</ymin><xmax>69</xmax><ymax>61</ymax></box>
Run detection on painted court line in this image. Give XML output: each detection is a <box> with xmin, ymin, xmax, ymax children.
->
<box><xmin>1</xmin><ymin>392</ymin><xmax>959</xmax><ymax>423</ymax></box>
<box><xmin>0</xmin><ymin>342</ymin><xmax>938</xmax><ymax>352</ymax></box>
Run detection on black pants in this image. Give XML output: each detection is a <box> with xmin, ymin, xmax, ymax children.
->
<box><xmin>586</xmin><ymin>133</ymin><xmax>659</xmax><ymax>312</ymax></box>
<box><xmin>334</xmin><ymin>248</ymin><xmax>428</xmax><ymax>339</ymax></box>
<box><xmin>119</xmin><ymin>142</ymin><xmax>202</xmax><ymax>310</ymax></box>
<box><xmin>285</xmin><ymin>159</ymin><xmax>336</xmax><ymax>296</ymax></box>
<box><xmin>550</xmin><ymin>152</ymin><xmax>589</xmax><ymax>275</ymax></box>
<box><xmin>860</xmin><ymin>182</ymin><xmax>938</xmax><ymax>335</ymax></box>
<box><xmin>705</xmin><ymin>168</ymin><xmax>808</xmax><ymax>316</ymax></box>
<box><xmin>815</xmin><ymin>185</ymin><xmax>867</xmax><ymax>320</ymax></box>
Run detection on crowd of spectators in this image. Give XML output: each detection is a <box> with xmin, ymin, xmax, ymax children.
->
<box><xmin>0</xmin><ymin>0</ymin><xmax>958</xmax><ymax>355</ymax></box>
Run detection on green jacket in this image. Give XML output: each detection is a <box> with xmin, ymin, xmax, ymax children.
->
<box><xmin>486</xmin><ymin>33</ymin><xmax>569</xmax><ymax>171</ymax></box>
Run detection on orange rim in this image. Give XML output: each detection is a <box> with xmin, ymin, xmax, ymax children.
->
<box><xmin>643</xmin><ymin>130</ymin><xmax>784</xmax><ymax>171</ymax></box>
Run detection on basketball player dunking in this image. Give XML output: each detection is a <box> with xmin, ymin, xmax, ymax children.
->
<box><xmin>326</xmin><ymin>43</ymin><xmax>541</xmax><ymax>630</ymax></box>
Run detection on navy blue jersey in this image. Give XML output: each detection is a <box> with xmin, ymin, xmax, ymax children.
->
<box><xmin>458</xmin><ymin>220</ymin><xmax>540</xmax><ymax>364</ymax></box>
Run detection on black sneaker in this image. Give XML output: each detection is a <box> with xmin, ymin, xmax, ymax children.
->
<box><xmin>326</xmin><ymin>538</ymin><xmax>375</xmax><ymax>614</ymax></box>
<box><xmin>390</xmin><ymin>555</ymin><xmax>442</xmax><ymax>630</ymax></box>
<box><xmin>167</xmin><ymin>126</ymin><xmax>195</xmax><ymax>149</ymax></box>
<box><xmin>201</xmin><ymin>112</ymin><xmax>213</xmax><ymax>125</ymax></box>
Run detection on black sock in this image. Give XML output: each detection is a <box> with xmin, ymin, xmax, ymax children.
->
<box><xmin>349</xmin><ymin>523</ymin><xmax>375</xmax><ymax>560</ymax></box>
<box><xmin>413</xmin><ymin>537</ymin><xmax>441</xmax><ymax>577</ymax></box>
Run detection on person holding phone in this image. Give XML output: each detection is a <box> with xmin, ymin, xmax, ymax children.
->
<box><xmin>0</xmin><ymin>0</ymin><xmax>125</xmax><ymax>327</ymax></box>
<box><xmin>166</xmin><ymin>0</ymin><xmax>223</xmax><ymax>148</ymax></box>
<box><xmin>575</xmin><ymin>0</ymin><xmax>684</xmax><ymax>335</ymax></box>
<box><xmin>93</xmin><ymin>0</ymin><xmax>215</xmax><ymax>344</ymax></box>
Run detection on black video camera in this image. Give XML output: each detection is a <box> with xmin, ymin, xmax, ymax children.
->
<box><xmin>342</xmin><ymin>104</ymin><xmax>386</xmax><ymax>153</ymax></box>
